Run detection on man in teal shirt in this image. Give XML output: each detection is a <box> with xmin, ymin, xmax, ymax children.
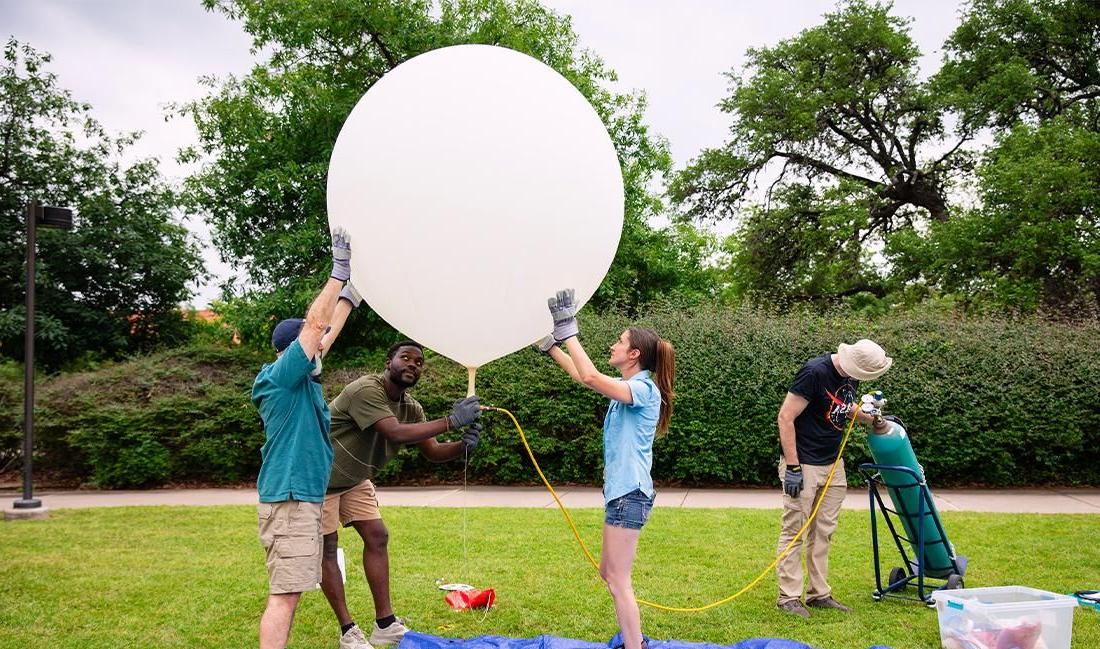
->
<box><xmin>252</xmin><ymin>227</ymin><xmax>356</xmax><ymax>649</ymax></box>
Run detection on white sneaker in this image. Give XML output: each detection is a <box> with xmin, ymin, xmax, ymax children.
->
<box><xmin>369</xmin><ymin>617</ymin><xmax>410</xmax><ymax>646</ymax></box>
<box><xmin>339</xmin><ymin>624</ymin><xmax>373</xmax><ymax>649</ymax></box>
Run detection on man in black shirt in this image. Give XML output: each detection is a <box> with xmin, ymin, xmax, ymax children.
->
<box><xmin>775</xmin><ymin>339</ymin><xmax>892</xmax><ymax>618</ymax></box>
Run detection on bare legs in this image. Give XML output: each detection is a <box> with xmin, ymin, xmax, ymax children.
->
<box><xmin>320</xmin><ymin>519</ymin><xmax>394</xmax><ymax>627</ymax></box>
<box><xmin>601</xmin><ymin>524</ymin><xmax>643</xmax><ymax>649</ymax></box>
<box><xmin>259</xmin><ymin>592</ymin><xmax>301</xmax><ymax>649</ymax></box>
<box><xmin>320</xmin><ymin>533</ymin><xmax>353</xmax><ymax>626</ymax></box>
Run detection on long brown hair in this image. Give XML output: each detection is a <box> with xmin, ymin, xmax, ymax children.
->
<box><xmin>627</xmin><ymin>327</ymin><xmax>676</xmax><ymax>437</ymax></box>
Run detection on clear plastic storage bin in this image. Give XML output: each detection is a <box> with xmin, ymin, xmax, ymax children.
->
<box><xmin>930</xmin><ymin>586</ymin><xmax>1079</xmax><ymax>649</ymax></box>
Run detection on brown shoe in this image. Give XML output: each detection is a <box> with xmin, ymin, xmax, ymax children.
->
<box><xmin>806</xmin><ymin>596</ymin><xmax>852</xmax><ymax>612</ymax></box>
<box><xmin>777</xmin><ymin>599</ymin><xmax>811</xmax><ymax>618</ymax></box>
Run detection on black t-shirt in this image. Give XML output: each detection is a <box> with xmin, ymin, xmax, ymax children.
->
<box><xmin>788</xmin><ymin>353</ymin><xmax>860</xmax><ymax>465</ymax></box>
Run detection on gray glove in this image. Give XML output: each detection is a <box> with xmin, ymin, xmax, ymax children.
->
<box><xmin>533</xmin><ymin>334</ymin><xmax>556</xmax><ymax>353</ymax></box>
<box><xmin>547</xmin><ymin>288</ymin><xmax>579</xmax><ymax>342</ymax></box>
<box><xmin>448</xmin><ymin>395</ymin><xmax>481</xmax><ymax>429</ymax></box>
<box><xmin>783</xmin><ymin>465</ymin><xmax>804</xmax><ymax>498</ymax></box>
<box><xmin>461</xmin><ymin>423</ymin><xmax>482</xmax><ymax>452</ymax></box>
<box><xmin>330</xmin><ymin>227</ymin><xmax>352</xmax><ymax>281</ymax></box>
<box><xmin>339</xmin><ymin>281</ymin><xmax>362</xmax><ymax>308</ymax></box>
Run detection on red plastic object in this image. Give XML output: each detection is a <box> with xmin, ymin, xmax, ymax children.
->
<box><xmin>445</xmin><ymin>588</ymin><xmax>496</xmax><ymax>611</ymax></box>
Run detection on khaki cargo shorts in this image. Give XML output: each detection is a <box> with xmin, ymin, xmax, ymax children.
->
<box><xmin>321</xmin><ymin>479</ymin><xmax>382</xmax><ymax>535</ymax></box>
<box><xmin>257</xmin><ymin>499</ymin><xmax>323</xmax><ymax>594</ymax></box>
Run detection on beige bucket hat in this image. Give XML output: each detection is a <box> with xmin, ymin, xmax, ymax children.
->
<box><xmin>836</xmin><ymin>339</ymin><xmax>892</xmax><ymax>380</ymax></box>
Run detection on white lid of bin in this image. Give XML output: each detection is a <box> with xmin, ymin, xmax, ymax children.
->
<box><xmin>931</xmin><ymin>586</ymin><xmax>1080</xmax><ymax>611</ymax></box>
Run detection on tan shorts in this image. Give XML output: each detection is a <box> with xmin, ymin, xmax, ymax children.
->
<box><xmin>257</xmin><ymin>499</ymin><xmax>323</xmax><ymax>595</ymax></box>
<box><xmin>321</xmin><ymin>479</ymin><xmax>383</xmax><ymax>535</ymax></box>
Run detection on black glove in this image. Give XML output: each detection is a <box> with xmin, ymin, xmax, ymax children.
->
<box><xmin>448</xmin><ymin>395</ymin><xmax>481</xmax><ymax>429</ymax></box>
<box><xmin>461</xmin><ymin>423</ymin><xmax>482</xmax><ymax>452</ymax></box>
<box><xmin>783</xmin><ymin>465</ymin><xmax>804</xmax><ymax>498</ymax></box>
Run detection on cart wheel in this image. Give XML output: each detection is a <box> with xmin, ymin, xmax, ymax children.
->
<box><xmin>945</xmin><ymin>573</ymin><xmax>964</xmax><ymax>590</ymax></box>
<box><xmin>872</xmin><ymin>593</ymin><xmax>883</xmax><ymax>602</ymax></box>
<box><xmin>889</xmin><ymin>566</ymin><xmax>907</xmax><ymax>588</ymax></box>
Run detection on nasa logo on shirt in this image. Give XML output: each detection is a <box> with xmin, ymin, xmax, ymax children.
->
<box><xmin>825</xmin><ymin>383</ymin><xmax>857</xmax><ymax>431</ymax></box>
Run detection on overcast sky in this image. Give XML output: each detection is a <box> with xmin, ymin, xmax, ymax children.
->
<box><xmin>4</xmin><ymin>0</ymin><xmax>966</xmax><ymax>307</ymax></box>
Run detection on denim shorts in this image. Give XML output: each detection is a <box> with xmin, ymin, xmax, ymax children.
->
<box><xmin>604</xmin><ymin>489</ymin><xmax>655</xmax><ymax>530</ymax></box>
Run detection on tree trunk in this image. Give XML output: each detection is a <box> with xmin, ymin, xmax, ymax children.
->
<box><xmin>883</xmin><ymin>172</ymin><xmax>948</xmax><ymax>222</ymax></box>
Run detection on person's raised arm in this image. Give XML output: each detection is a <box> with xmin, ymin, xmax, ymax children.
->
<box><xmin>548</xmin><ymin>289</ymin><xmax>632</xmax><ymax>404</ymax></box>
<box><xmin>319</xmin><ymin>282</ymin><xmax>362</xmax><ymax>357</ymax></box>
<box><xmin>547</xmin><ymin>345</ymin><xmax>580</xmax><ymax>381</ymax></box>
<box><xmin>299</xmin><ymin>228</ymin><xmax>352</xmax><ymax>360</ymax></box>
<box><xmin>562</xmin><ymin>337</ymin><xmax>633</xmax><ymax>403</ymax></box>
<box><xmin>535</xmin><ymin>334</ymin><xmax>582</xmax><ymax>381</ymax></box>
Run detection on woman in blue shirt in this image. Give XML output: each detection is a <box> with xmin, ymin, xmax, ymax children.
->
<box><xmin>537</xmin><ymin>289</ymin><xmax>675</xmax><ymax>649</ymax></box>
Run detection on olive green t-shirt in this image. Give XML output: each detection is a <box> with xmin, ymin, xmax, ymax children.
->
<box><xmin>327</xmin><ymin>374</ymin><xmax>427</xmax><ymax>491</ymax></box>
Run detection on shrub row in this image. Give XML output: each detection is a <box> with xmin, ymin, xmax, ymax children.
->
<box><xmin>1</xmin><ymin>347</ymin><xmax>269</xmax><ymax>487</ymax></box>
<box><xmin>2</xmin><ymin>306</ymin><xmax>1097</xmax><ymax>488</ymax></box>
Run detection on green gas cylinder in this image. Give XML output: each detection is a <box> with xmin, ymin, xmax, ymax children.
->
<box><xmin>867</xmin><ymin>419</ymin><xmax>958</xmax><ymax>578</ymax></box>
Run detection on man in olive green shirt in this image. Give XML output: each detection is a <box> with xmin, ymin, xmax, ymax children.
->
<box><xmin>320</xmin><ymin>338</ymin><xmax>482</xmax><ymax>649</ymax></box>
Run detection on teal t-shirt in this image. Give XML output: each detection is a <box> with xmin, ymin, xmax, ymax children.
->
<box><xmin>602</xmin><ymin>369</ymin><xmax>661</xmax><ymax>503</ymax></box>
<box><xmin>252</xmin><ymin>339</ymin><xmax>333</xmax><ymax>503</ymax></box>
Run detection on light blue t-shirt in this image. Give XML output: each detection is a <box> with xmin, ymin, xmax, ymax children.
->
<box><xmin>252</xmin><ymin>339</ymin><xmax>333</xmax><ymax>503</ymax></box>
<box><xmin>602</xmin><ymin>369</ymin><xmax>661</xmax><ymax>503</ymax></box>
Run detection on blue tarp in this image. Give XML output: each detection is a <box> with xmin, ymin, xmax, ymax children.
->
<box><xmin>399</xmin><ymin>630</ymin><xmax>893</xmax><ymax>649</ymax></box>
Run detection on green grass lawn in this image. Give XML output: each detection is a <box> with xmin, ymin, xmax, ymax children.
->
<box><xmin>1</xmin><ymin>505</ymin><xmax>1097</xmax><ymax>649</ymax></box>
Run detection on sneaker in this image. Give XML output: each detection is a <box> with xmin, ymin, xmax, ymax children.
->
<box><xmin>777</xmin><ymin>599</ymin><xmax>811</xmax><ymax>619</ymax></box>
<box><xmin>369</xmin><ymin>617</ymin><xmax>410</xmax><ymax>646</ymax></box>
<box><xmin>806</xmin><ymin>595</ymin><xmax>852</xmax><ymax>612</ymax></box>
<box><xmin>339</xmin><ymin>624</ymin><xmax>373</xmax><ymax>649</ymax></box>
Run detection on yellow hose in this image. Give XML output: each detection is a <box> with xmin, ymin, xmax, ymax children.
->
<box><xmin>484</xmin><ymin>405</ymin><xmax>859</xmax><ymax>612</ymax></box>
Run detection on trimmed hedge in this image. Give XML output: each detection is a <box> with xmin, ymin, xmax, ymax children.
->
<box><xmin>2</xmin><ymin>306</ymin><xmax>1097</xmax><ymax>488</ymax></box>
<box><xmin>1</xmin><ymin>347</ymin><xmax>270</xmax><ymax>488</ymax></box>
<box><xmin>401</xmin><ymin>305</ymin><xmax>1100</xmax><ymax>488</ymax></box>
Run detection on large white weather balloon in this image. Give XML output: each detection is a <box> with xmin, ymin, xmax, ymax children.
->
<box><xmin>327</xmin><ymin>44</ymin><xmax>623</xmax><ymax>369</ymax></box>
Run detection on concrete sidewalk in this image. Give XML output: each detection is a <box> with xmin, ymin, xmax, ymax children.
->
<box><xmin>3</xmin><ymin>485</ymin><xmax>1098</xmax><ymax>514</ymax></box>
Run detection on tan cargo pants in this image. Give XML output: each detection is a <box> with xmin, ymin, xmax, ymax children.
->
<box><xmin>775</xmin><ymin>459</ymin><xmax>847</xmax><ymax>604</ymax></box>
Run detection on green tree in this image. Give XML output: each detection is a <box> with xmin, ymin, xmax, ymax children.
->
<box><xmin>600</xmin><ymin>221</ymin><xmax>730</xmax><ymax>312</ymax></box>
<box><xmin>670</xmin><ymin>0</ymin><xmax>973</xmax><ymax>303</ymax></box>
<box><xmin>725</xmin><ymin>183</ymin><xmax>888</xmax><ymax>305</ymax></box>
<box><xmin>0</xmin><ymin>39</ymin><xmax>204</xmax><ymax>367</ymax></box>
<box><xmin>890</xmin><ymin>118</ymin><xmax>1100</xmax><ymax>313</ymax></box>
<box><xmin>887</xmin><ymin>0</ymin><xmax>1100</xmax><ymax>314</ymax></box>
<box><xmin>939</xmin><ymin>0</ymin><xmax>1100</xmax><ymax>130</ymax></box>
<box><xmin>184</xmin><ymin>0</ymin><xmax>711</xmax><ymax>345</ymax></box>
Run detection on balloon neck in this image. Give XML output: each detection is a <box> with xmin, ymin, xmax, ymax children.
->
<box><xmin>466</xmin><ymin>366</ymin><xmax>478</xmax><ymax>397</ymax></box>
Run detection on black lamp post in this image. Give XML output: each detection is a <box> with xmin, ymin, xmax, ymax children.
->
<box><xmin>12</xmin><ymin>201</ymin><xmax>73</xmax><ymax>511</ymax></box>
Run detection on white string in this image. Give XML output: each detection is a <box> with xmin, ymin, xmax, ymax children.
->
<box><xmin>464</xmin><ymin>438</ymin><xmax>492</xmax><ymax>623</ymax></box>
<box><xmin>462</xmin><ymin>443</ymin><xmax>468</xmax><ymax>576</ymax></box>
<box><xmin>468</xmin><ymin>454</ymin><xmax>493</xmax><ymax>627</ymax></box>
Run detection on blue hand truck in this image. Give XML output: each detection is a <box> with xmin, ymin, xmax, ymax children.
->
<box><xmin>858</xmin><ymin>463</ymin><xmax>968</xmax><ymax>606</ymax></box>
